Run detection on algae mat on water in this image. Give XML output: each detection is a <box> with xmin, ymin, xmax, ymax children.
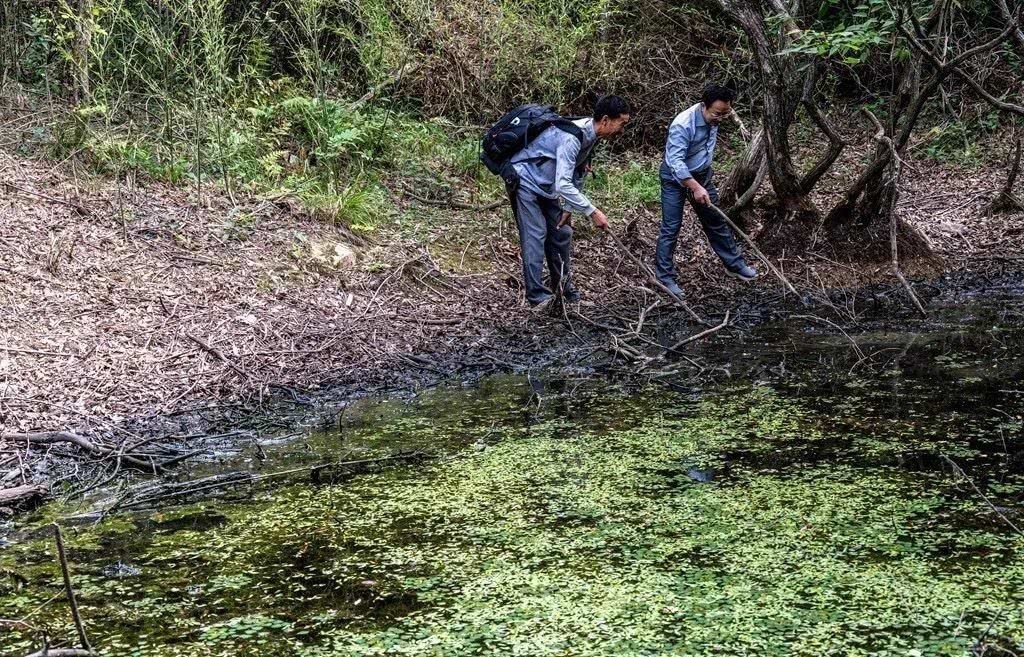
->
<box><xmin>2</xmin><ymin>386</ymin><xmax>1023</xmax><ymax>656</ymax></box>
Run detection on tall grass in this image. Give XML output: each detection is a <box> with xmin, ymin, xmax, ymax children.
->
<box><xmin>1</xmin><ymin>0</ymin><xmax>733</xmax><ymax>231</ymax></box>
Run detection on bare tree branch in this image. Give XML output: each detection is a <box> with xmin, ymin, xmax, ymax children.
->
<box><xmin>995</xmin><ymin>0</ymin><xmax>1024</xmax><ymax>54</ymax></box>
<box><xmin>901</xmin><ymin>17</ymin><xmax>1024</xmax><ymax>117</ymax></box>
<box><xmin>799</xmin><ymin>63</ymin><xmax>847</xmax><ymax>194</ymax></box>
<box><xmin>862</xmin><ymin>108</ymin><xmax>927</xmax><ymax>317</ymax></box>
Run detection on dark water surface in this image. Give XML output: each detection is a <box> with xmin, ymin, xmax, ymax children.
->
<box><xmin>2</xmin><ymin>295</ymin><xmax>1023</xmax><ymax>656</ymax></box>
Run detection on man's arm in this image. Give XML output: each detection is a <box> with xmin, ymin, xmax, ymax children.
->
<box><xmin>666</xmin><ymin>119</ymin><xmax>711</xmax><ymax>205</ymax></box>
<box><xmin>665</xmin><ymin>120</ymin><xmax>694</xmax><ymax>183</ymax></box>
<box><xmin>554</xmin><ymin>136</ymin><xmax>608</xmax><ymax>229</ymax></box>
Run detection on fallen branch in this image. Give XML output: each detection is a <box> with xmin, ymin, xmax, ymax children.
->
<box><xmin>604</xmin><ymin>229</ymin><xmax>704</xmax><ymax>324</ymax></box>
<box><xmin>185</xmin><ymin>332</ymin><xmax>251</xmax><ymax>380</ymax></box>
<box><xmin>53</xmin><ymin>524</ymin><xmax>93</xmax><ymax>655</ymax></box>
<box><xmin>664</xmin><ymin>310</ymin><xmax>731</xmax><ymax>354</ymax></box>
<box><xmin>0</xmin><ymin>483</ymin><xmax>48</xmax><ymax>507</ymax></box>
<box><xmin>2</xmin><ymin>431</ymin><xmax>162</xmax><ymax>473</ymax></box>
<box><xmin>116</xmin><ymin>451</ymin><xmax>436</xmax><ymax>509</ymax></box>
<box><xmin>402</xmin><ymin>186</ymin><xmax>503</xmax><ymax>212</ymax></box>
<box><xmin>636</xmin><ymin>310</ymin><xmax>731</xmax><ymax>373</ymax></box>
<box><xmin>2</xmin><ymin>182</ymin><xmax>90</xmax><ymax>216</ymax></box>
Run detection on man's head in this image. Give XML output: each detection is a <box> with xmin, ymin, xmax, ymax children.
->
<box><xmin>700</xmin><ymin>84</ymin><xmax>737</xmax><ymax>126</ymax></box>
<box><xmin>593</xmin><ymin>95</ymin><xmax>632</xmax><ymax>138</ymax></box>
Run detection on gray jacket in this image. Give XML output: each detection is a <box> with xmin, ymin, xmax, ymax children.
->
<box><xmin>510</xmin><ymin>118</ymin><xmax>598</xmax><ymax>216</ymax></box>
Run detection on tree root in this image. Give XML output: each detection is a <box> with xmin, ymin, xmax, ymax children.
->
<box><xmin>1</xmin><ymin>431</ymin><xmax>164</xmax><ymax>473</ymax></box>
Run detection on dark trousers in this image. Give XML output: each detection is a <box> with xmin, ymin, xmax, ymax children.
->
<box><xmin>507</xmin><ymin>181</ymin><xmax>573</xmax><ymax>305</ymax></box>
<box><xmin>655</xmin><ymin>162</ymin><xmax>744</xmax><ymax>283</ymax></box>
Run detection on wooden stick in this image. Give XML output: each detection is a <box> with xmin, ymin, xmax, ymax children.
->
<box><xmin>942</xmin><ymin>452</ymin><xmax>1024</xmax><ymax>536</ymax></box>
<box><xmin>664</xmin><ymin>310</ymin><xmax>731</xmax><ymax>353</ymax></box>
<box><xmin>603</xmin><ymin>230</ymin><xmax>704</xmax><ymax>324</ymax></box>
<box><xmin>185</xmin><ymin>333</ymin><xmax>251</xmax><ymax>380</ymax></box>
<box><xmin>53</xmin><ymin>524</ymin><xmax>93</xmax><ymax>655</ymax></box>
<box><xmin>703</xmin><ymin>202</ymin><xmax>800</xmax><ymax>298</ymax></box>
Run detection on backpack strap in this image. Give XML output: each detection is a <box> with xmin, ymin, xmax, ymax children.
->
<box><xmin>551</xmin><ymin>120</ymin><xmax>596</xmax><ymax>178</ymax></box>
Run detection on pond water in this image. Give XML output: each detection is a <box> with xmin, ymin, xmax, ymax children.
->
<box><xmin>2</xmin><ymin>295</ymin><xmax>1024</xmax><ymax>657</ymax></box>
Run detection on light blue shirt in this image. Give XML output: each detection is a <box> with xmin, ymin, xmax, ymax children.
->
<box><xmin>511</xmin><ymin>118</ymin><xmax>597</xmax><ymax>216</ymax></box>
<box><xmin>664</xmin><ymin>103</ymin><xmax>717</xmax><ymax>182</ymax></box>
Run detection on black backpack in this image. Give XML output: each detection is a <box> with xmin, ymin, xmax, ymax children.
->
<box><xmin>480</xmin><ymin>104</ymin><xmax>585</xmax><ymax>184</ymax></box>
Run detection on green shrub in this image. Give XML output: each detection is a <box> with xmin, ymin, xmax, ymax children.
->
<box><xmin>921</xmin><ymin>113</ymin><xmax>1000</xmax><ymax>167</ymax></box>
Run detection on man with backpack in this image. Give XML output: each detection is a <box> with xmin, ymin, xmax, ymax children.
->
<box><xmin>482</xmin><ymin>95</ymin><xmax>632</xmax><ymax>310</ymax></box>
<box><xmin>655</xmin><ymin>84</ymin><xmax>758</xmax><ymax>298</ymax></box>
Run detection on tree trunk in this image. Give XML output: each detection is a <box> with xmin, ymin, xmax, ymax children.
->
<box><xmin>719</xmin><ymin>129</ymin><xmax>765</xmax><ymax>212</ymax></box>
<box><xmin>724</xmin><ymin>0</ymin><xmax>812</xmax><ymax>215</ymax></box>
<box><xmin>989</xmin><ymin>137</ymin><xmax>1024</xmax><ymax>213</ymax></box>
<box><xmin>828</xmin><ymin>0</ymin><xmax>1021</xmax><ymax>227</ymax></box>
<box><xmin>762</xmin><ymin>83</ymin><xmax>807</xmax><ymax>211</ymax></box>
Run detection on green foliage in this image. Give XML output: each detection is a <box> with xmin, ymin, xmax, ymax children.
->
<box><xmin>2</xmin><ymin>0</ymin><xmax>741</xmax><ymax>235</ymax></box>
<box><xmin>300</xmin><ymin>179</ymin><xmax>390</xmax><ymax>232</ymax></box>
<box><xmin>590</xmin><ymin>159</ymin><xmax>661</xmax><ymax>207</ymax></box>
<box><xmin>921</xmin><ymin>112</ymin><xmax>1000</xmax><ymax>167</ymax></box>
<box><xmin>780</xmin><ymin>0</ymin><xmax>895</xmax><ymax>64</ymax></box>
<box><xmin>250</xmin><ymin>96</ymin><xmax>385</xmax><ymax>172</ymax></box>
<box><xmin>201</xmin><ymin>613</ymin><xmax>292</xmax><ymax>646</ymax></box>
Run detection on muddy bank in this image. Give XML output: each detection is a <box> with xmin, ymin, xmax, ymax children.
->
<box><xmin>3</xmin><ymin>260</ymin><xmax>1023</xmax><ymax>518</ymax></box>
<box><xmin>3</xmin><ymin>136</ymin><xmax>1024</xmax><ymax>516</ymax></box>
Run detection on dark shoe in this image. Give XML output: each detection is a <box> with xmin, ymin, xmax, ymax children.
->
<box><xmin>659</xmin><ymin>279</ymin><xmax>685</xmax><ymax>298</ymax></box>
<box><xmin>726</xmin><ymin>264</ymin><xmax>758</xmax><ymax>282</ymax></box>
<box><xmin>562</xmin><ymin>287</ymin><xmax>581</xmax><ymax>303</ymax></box>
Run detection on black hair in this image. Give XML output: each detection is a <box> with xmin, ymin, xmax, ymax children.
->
<box><xmin>701</xmin><ymin>83</ymin><xmax>737</xmax><ymax>107</ymax></box>
<box><xmin>593</xmin><ymin>95</ymin><xmax>632</xmax><ymax>122</ymax></box>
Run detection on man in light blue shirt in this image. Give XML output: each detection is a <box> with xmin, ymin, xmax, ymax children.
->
<box><xmin>656</xmin><ymin>84</ymin><xmax>757</xmax><ymax>296</ymax></box>
<box><xmin>507</xmin><ymin>95</ymin><xmax>632</xmax><ymax>310</ymax></box>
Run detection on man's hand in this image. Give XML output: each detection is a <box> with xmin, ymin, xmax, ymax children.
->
<box><xmin>685</xmin><ymin>180</ymin><xmax>711</xmax><ymax>206</ymax></box>
<box><xmin>557</xmin><ymin>211</ymin><xmax>573</xmax><ymax>228</ymax></box>
<box><xmin>589</xmin><ymin>208</ymin><xmax>610</xmax><ymax>231</ymax></box>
